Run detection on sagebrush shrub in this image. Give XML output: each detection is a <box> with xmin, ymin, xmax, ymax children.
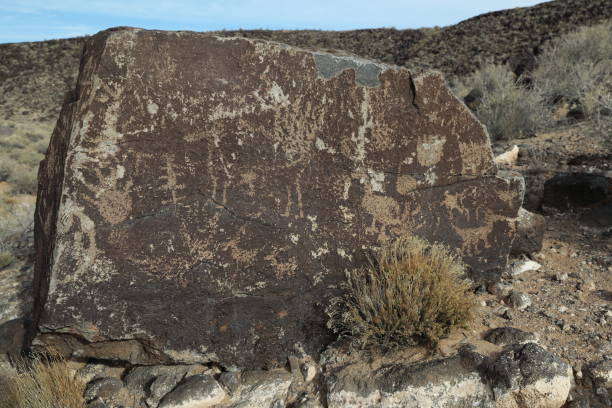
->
<box><xmin>327</xmin><ymin>236</ymin><xmax>475</xmax><ymax>349</ymax></box>
<box><xmin>0</xmin><ymin>351</ymin><xmax>85</xmax><ymax>408</ymax></box>
<box><xmin>458</xmin><ymin>64</ymin><xmax>550</xmax><ymax>140</ymax></box>
<box><xmin>533</xmin><ymin>21</ymin><xmax>612</xmax><ymax>115</ymax></box>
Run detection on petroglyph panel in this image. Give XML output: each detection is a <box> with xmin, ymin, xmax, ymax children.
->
<box><xmin>33</xmin><ymin>28</ymin><xmax>522</xmax><ymax>368</ymax></box>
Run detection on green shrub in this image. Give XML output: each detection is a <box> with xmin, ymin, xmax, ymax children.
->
<box><xmin>533</xmin><ymin>21</ymin><xmax>612</xmax><ymax>116</ymax></box>
<box><xmin>0</xmin><ymin>351</ymin><xmax>86</xmax><ymax>408</ymax></box>
<box><xmin>458</xmin><ymin>64</ymin><xmax>550</xmax><ymax>140</ymax></box>
<box><xmin>327</xmin><ymin>236</ymin><xmax>475</xmax><ymax>349</ymax></box>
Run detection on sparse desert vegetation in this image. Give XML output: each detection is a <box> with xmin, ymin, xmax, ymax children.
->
<box><xmin>327</xmin><ymin>236</ymin><xmax>475</xmax><ymax>349</ymax></box>
<box><xmin>455</xmin><ymin>20</ymin><xmax>612</xmax><ymax>142</ymax></box>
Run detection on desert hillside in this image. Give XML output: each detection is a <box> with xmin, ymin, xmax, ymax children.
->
<box><xmin>1</xmin><ymin>0</ymin><xmax>611</xmax><ymax>131</ymax></box>
<box><xmin>0</xmin><ymin>1</ymin><xmax>610</xmax><ymax>407</ymax></box>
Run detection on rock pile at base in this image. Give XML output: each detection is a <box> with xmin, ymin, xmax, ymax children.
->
<box><xmin>32</xmin><ymin>27</ymin><xmax>522</xmax><ymax>369</ymax></box>
<box><xmin>79</xmin><ymin>339</ymin><xmax>572</xmax><ymax>408</ymax></box>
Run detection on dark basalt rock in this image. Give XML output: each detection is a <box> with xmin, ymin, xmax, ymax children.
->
<box><xmin>32</xmin><ymin>27</ymin><xmax>522</xmax><ymax>369</ymax></box>
<box><xmin>484</xmin><ymin>326</ymin><xmax>537</xmax><ymax>346</ymax></box>
<box><xmin>542</xmin><ymin>173</ymin><xmax>609</xmax><ymax>213</ymax></box>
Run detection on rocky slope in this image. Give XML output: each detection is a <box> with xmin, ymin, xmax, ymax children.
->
<box><xmin>1</xmin><ymin>0</ymin><xmax>611</xmax><ymax>130</ymax></box>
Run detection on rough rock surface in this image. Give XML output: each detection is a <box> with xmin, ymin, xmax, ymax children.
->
<box><xmin>326</xmin><ymin>343</ymin><xmax>571</xmax><ymax>408</ymax></box>
<box><xmin>511</xmin><ymin>208</ymin><xmax>545</xmax><ymax>256</ymax></box>
<box><xmin>32</xmin><ymin>28</ymin><xmax>522</xmax><ymax>368</ymax></box>
<box><xmin>488</xmin><ymin>343</ymin><xmax>573</xmax><ymax>408</ymax></box>
<box><xmin>484</xmin><ymin>327</ymin><xmax>537</xmax><ymax>346</ymax></box>
<box><xmin>326</xmin><ymin>352</ymin><xmax>494</xmax><ymax>407</ymax></box>
<box><xmin>158</xmin><ymin>375</ymin><xmax>226</xmax><ymax>408</ymax></box>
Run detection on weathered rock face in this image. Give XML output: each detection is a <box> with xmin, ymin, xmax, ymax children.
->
<box><xmin>33</xmin><ymin>27</ymin><xmax>522</xmax><ymax>368</ymax></box>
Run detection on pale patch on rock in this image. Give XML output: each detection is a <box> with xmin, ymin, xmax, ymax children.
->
<box><xmin>315</xmin><ymin>137</ymin><xmax>337</xmax><ymax>154</ymax></box>
<box><xmin>367</xmin><ymin>169</ymin><xmax>385</xmax><ymax>193</ymax></box>
<box><xmin>416</xmin><ymin>135</ymin><xmax>446</xmax><ymax>167</ymax></box>
<box><xmin>147</xmin><ymin>101</ymin><xmax>159</xmax><ymax>115</ymax></box>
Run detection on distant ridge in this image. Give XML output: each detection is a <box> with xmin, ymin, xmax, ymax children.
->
<box><xmin>1</xmin><ymin>0</ymin><xmax>610</xmax><ymax>126</ymax></box>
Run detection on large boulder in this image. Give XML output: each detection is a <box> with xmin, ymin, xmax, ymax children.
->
<box><xmin>32</xmin><ymin>28</ymin><xmax>522</xmax><ymax>369</ymax></box>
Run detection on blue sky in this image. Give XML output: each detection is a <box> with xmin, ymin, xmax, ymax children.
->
<box><xmin>1</xmin><ymin>0</ymin><xmax>546</xmax><ymax>43</ymax></box>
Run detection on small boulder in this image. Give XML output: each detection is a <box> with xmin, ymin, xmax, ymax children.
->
<box><xmin>507</xmin><ymin>291</ymin><xmax>532</xmax><ymax>310</ymax></box>
<box><xmin>124</xmin><ymin>364</ymin><xmax>210</xmax><ymax>407</ymax></box>
<box><xmin>158</xmin><ymin>374</ymin><xmax>226</xmax><ymax>408</ymax></box>
<box><xmin>484</xmin><ymin>327</ymin><xmax>537</xmax><ymax>346</ymax></box>
<box><xmin>495</xmin><ymin>145</ymin><xmax>520</xmax><ymax>167</ymax></box>
<box><xmin>227</xmin><ymin>370</ymin><xmax>293</xmax><ymax>408</ymax></box>
<box><xmin>508</xmin><ymin>258</ymin><xmax>542</xmax><ymax>277</ymax></box>
<box><xmin>84</xmin><ymin>377</ymin><xmax>123</xmax><ymax>401</ymax></box>
<box><xmin>511</xmin><ymin>208</ymin><xmax>545</xmax><ymax>256</ymax></box>
<box><xmin>586</xmin><ymin>359</ymin><xmax>612</xmax><ymax>388</ymax></box>
<box><xmin>488</xmin><ymin>342</ymin><xmax>572</xmax><ymax>408</ymax></box>
<box><xmin>488</xmin><ymin>281</ymin><xmax>513</xmax><ymax>297</ymax></box>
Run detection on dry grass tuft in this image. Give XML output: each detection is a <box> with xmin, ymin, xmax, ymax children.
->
<box><xmin>327</xmin><ymin>236</ymin><xmax>475</xmax><ymax>350</ymax></box>
<box><xmin>0</xmin><ymin>351</ymin><xmax>86</xmax><ymax>408</ymax></box>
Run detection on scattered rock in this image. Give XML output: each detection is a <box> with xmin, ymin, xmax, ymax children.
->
<box><xmin>301</xmin><ymin>363</ymin><xmax>317</xmax><ymax>383</ymax></box>
<box><xmin>511</xmin><ymin>208</ymin><xmax>545</xmax><ymax>256</ymax></box>
<box><xmin>158</xmin><ymin>375</ymin><xmax>226</xmax><ymax>408</ymax></box>
<box><xmin>484</xmin><ymin>327</ymin><xmax>537</xmax><ymax>346</ymax></box>
<box><xmin>507</xmin><ymin>291</ymin><xmax>532</xmax><ymax>310</ymax></box>
<box><xmin>503</xmin><ymin>309</ymin><xmax>515</xmax><ymax>320</ymax></box>
<box><xmin>508</xmin><ymin>258</ymin><xmax>542</xmax><ymax>277</ymax></box>
<box><xmin>488</xmin><ymin>281</ymin><xmax>513</xmax><ymax>298</ymax></box>
<box><xmin>495</xmin><ymin>145</ymin><xmax>520</xmax><ymax>167</ymax></box>
<box><xmin>577</xmin><ymin>279</ymin><xmax>596</xmax><ymax>292</ymax></box>
<box><xmin>586</xmin><ymin>359</ymin><xmax>612</xmax><ymax>388</ymax></box>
